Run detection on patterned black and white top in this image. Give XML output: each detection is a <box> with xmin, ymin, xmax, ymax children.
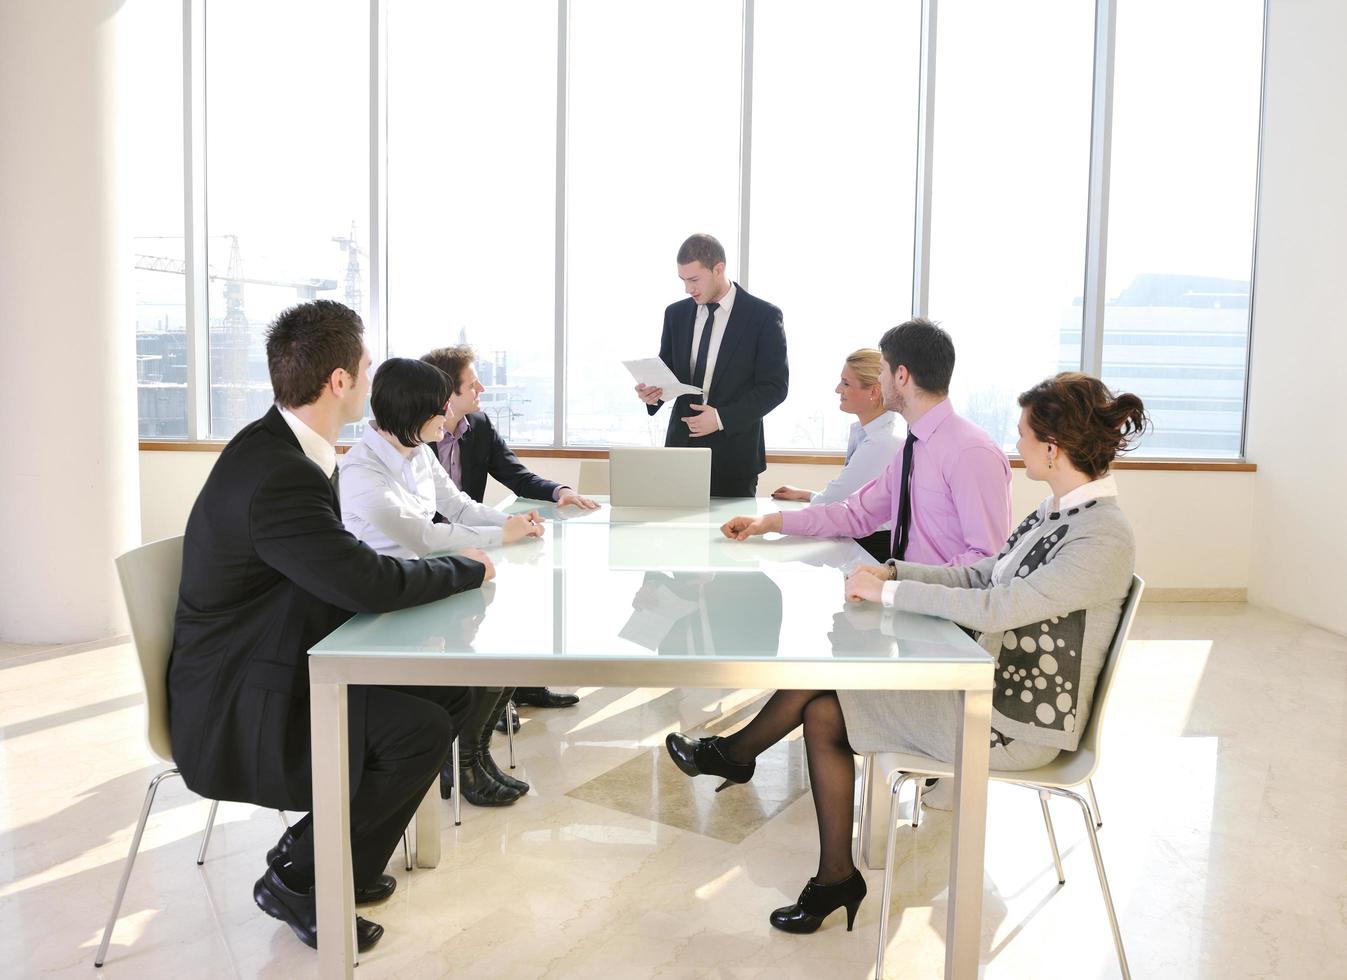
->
<box><xmin>878</xmin><ymin>485</ymin><xmax>1134</xmax><ymax>752</ymax></box>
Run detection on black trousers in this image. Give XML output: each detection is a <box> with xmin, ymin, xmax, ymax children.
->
<box><xmin>284</xmin><ymin>684</ymin><xmax>467</xmax><ymax>886</ymax></box>
<box><xmin>711</xmin><ymin>475</ymin><xmax>758</xmax><ymax>498</ymax></box>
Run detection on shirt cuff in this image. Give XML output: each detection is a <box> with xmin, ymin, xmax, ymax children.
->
<box><xmin>881</xmin><ymin>580</ymin><xmax>899</xmax><ymax>608</ymax></box>
<box><xmin>552</xmin><ymin>485</ymin><xmax>573</xmax><ymax>502</ymax></box>
<box><xmin>713</xmin><ymin>408</ymin><xmax>724</xmax><ymax>431</ymax></box>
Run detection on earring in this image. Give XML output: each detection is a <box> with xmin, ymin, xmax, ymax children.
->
<box><xmin>1047</xmin><ymin>454</ymin><xmax>1054</xmax><ymax>470</ymax></box>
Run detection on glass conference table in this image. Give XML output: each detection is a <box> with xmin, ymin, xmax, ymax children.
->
<box><xmin>308</xmin><ymin>497</ymin><xmax>994</xmax><ymax>979</ymax></box>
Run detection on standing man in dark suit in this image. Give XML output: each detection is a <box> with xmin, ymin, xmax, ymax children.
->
<box><xmin>421</xmin><ymin>344</ymin><xmax>593</xmax><ymax>711</ymax></box>
<box><xmin>168</xmin><ymin>300</ymin><xmax>494</xmax><ymax>954</ymax></box>
<box><xmin>635</xmin><ymin>233</ymin><xmax>789</xmax><ymax>497</ymax></box>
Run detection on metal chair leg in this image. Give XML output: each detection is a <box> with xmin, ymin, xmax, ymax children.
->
<box><xmin>277</xmin><ymin>809</ymin><xmax>290</xmax><ymax>829</ymax></box>
<box><xmin>506</xmin><ymin>699</ymin><xmax>517</xmax><ymax>769</ymax></box>
<box><xmin>1038</xmin><ymin>790</ymin><xmax>1065</xmax><ymax>884</ymax></box>
<box><xmin>95</xmin><ymin>768</ymin><xmax>181</xmax><ymax>967</ymax></box>
<box><xmin>1058</xmin><ymin>789</ymin><xmax>1130</xmax><ymax>979</ymax></box>
<box><xmin>402</xmin><ymin>827</ymin><xmax>413</xmax><ymax>871</ymax></box>
<box><xmin>452</xmin><ymin>735</ymin><xmax>462</xmax><ymax>826</ymax></box>
<box><xmin>911</xmin><ymin>778</ymin><xmax>924</xmax><ymax>828</ymax></box>
<box><xmin>1087</xmin><ymin>778</ymin><xmax>1104</xmax><ymax>829</ymax></box>
<box><xmin>855</xmin><ymin>754</ymin><xmax>874</xmax><ymax>867</ymax></box>
<box><xmin>196</xmin><ymin>799</ymin><xmax>220</xmax><ymax>866</ymax></box>
<box><xmin>874</xmin><ymin>772</ymin><xmax>918</xmax><ymax>980</ymax></box>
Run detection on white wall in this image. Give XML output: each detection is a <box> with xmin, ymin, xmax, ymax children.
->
<box><xmin>1244</xmin><ymin>0</ymin><xmax>1347</xmax><ymax>635</ymax></box>
<box><xmin>1</xmin><ymin>0</ymin><xmax>139</xmax><ymax>643</ymax></box>
<box><xmin>141</xmin><ymin>451</ymin><xmax>1253</xmax><ymax>593</ymax></box>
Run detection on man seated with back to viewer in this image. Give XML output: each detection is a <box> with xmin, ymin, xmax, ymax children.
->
<box><xmin>635</xmin><ymin>233</ymin><xmax>789</xmax><ymax>498</ymax></box>
<box><xmin>421</xmin><ymin>343</ymin><xmax>592</xmax><ymax>711</ymax></box>
<box><xmin>168</xmin><ymin>300</ymin><xmax>495</xmax><ymax>954</ymax></box>
<box><xmin>722</xmin><ymin>318</ymin><xmax>1012</xmax><ymax>569</ymax></box>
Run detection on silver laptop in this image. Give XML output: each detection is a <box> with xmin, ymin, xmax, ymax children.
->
<box><xmin>608</xmin><ymin>447</ymin><xmax>712</xmax><ymax>508</ymax></box>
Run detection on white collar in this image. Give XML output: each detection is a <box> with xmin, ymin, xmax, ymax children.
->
<box><xmin>703</xmin><ymin>281</ymin><xmax>737</xmax><ymax>316</ymax></box>
<box><xmin>360</xmin><ymin>424</ymin><xmax>418</xmax><ymax>474</ymax></box>
<box><xmin>858</xmin><ymin>411</ymin><xmax>896</xmax><ymax>437</ymax></box>
<box><xmin>1056</xmin><ymin>474</ymin><xmax>1119</xmax><ymax>512</ymax></box>
<box><xmin>279</xmin><ymin>406</ymin><xmax>338</xmax><ymax>478</ymax></box>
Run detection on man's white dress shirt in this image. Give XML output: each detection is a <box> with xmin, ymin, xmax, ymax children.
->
<box><xmin>279</xmin><ymin>406</ymin><xmax>338</xmax><ymax>478</ymax></box>
<box><xmin>338</xmin><ymin>425</ymin><xmax>506</xmax><ymax>558</ymax></box>
<box><xmin>687</xmin><ymin>283</ymin><xmax>737</xmax><ymax>431</ymax></box>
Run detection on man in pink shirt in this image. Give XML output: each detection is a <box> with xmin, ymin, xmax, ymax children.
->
<box><xmin>722</xmin><ymin>318</ymin><xmax>1011</xmax><ymax>566</ymax></box>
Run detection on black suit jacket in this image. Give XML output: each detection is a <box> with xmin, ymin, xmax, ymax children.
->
<box><xmin>648</xmin><ymin>284</ymin><xmax>788</xmax><ymax>496</ymax></box>
<box><xmin>167</xmin><ymin>406</ymin><xmax>486</xmax><ymax>810</ymax></box>
<box><xmin>429</xmin><ymin>411</ymin><xmax>562</xmax><ymax>505</ymax></box>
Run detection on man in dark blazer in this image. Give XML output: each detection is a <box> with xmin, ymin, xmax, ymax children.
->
<box><xmin>422</xmin><ymin>344</ymin><xmax>595</xmax><ymax>710</ymax></box>
<box><xmin>636</xmin><ymin>233</ymin><xmax>788</xmax><ymax>497</ymax></box>
<box><xmin>169</xmin><ymin>300</ymin><xmax>493</xmax><ymax>954</ymax></box>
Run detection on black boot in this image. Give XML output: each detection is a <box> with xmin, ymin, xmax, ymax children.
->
<box><xmin>479</xmin><ymin>689</ymin><xmax>529</xmax><ymax>794</ymax></box>
<box><xmin>664</xmin><ymin>733</ymin><xmax>755</xmax><ymax>791</ymax></box>
<box><xmin>769</xmin><ymin>869</ymin><xmax>867</xmax><ymax>934</ymax></box>
<box><xmin>441</xmin><ymin>753</ymin><xmax>524</xmax><ymax>806</ymax></box>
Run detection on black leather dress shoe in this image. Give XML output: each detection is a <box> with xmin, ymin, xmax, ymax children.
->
<box><xmin>266</xmin><ymin>828</ymin><xmax>397</xmax><ymax>904</ymax></box>
<box><xmin>253</xmin><ymin>866</ymin><xmax>385</xmax><ymax>952</ymax></box>
<box><xmin>495</xmin><ymin>709</ymin><xmax>521</xmax><ymax>734</ymax></box>
<box><xmin>512</xmin><ymin>686</ymin><xmax>579</xmax><ymax>708</ymax></box>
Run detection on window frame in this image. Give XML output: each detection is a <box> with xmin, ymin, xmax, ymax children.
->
<box><xmin>150</xmin><ymin>0</ymin><xmax>1264</xmax><ymax>461</ymax></box>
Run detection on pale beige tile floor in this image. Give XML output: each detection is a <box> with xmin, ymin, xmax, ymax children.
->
<box><xmin>1</xmin><ymin>603</ymin><xmax>1344</xmax><ymax>979</ymax></box>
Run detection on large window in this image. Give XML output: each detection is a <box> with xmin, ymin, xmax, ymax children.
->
<box><xmin>205</xmin><ymin>0</ymin><xmax>369</xmax><ymax>439</ymax></box>
<box><xmin>131</xmin><ymin>0</ymin><xmax>1265</xmax><ymax>459</ymax></box>
<box><xmin>751</xmin><ymin>1</ymin><xmax>921</xmax><ymax>452</ymax></box>
<box><xmin>564</xmin><ymin>0</ymin><xmax>742</xmax><ymax>447</ymax></box>
<box><xmin>125</xmin><ymin>0</ymin><xmax>187</xmax><ymax>439</ymax></box>
<box><xmin>387</xmin><ymin>1</ymin><xmax>557</xmax><ymax>444</ymax></box>
<box><xmin>1100</xmin><ymin>0</ymin><xmax>1263</xmax><ymax>457</ymax></box>
<box><xmin>929</xmin><ymin>0</ymin><xmax>1095</xmax><ymax>451</ymax></box>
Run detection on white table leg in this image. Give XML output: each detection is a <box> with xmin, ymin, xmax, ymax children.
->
<box><xmin>311</xmin><ymin>680</ymin><xmax>355</xmax><ymax>978</ymax></box>
<box><xmin>414</xmin><ymin>783</ymin><xmax>440</xmax><ymax>868</ymax></box>
<box><xmin>861</xmin><ymin>754</ymin><xmax>892</xmax><ymax>871</ymax></box>
<box><xmin>945</xmin><ymin>689</ymin><xmax>991</xmax><ymax>980</ymax></box>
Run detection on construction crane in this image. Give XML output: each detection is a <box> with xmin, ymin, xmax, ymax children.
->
<box><xmin>134</xmin><ymin>235</ymin><xmax>339</xmax><ymax>432</ymax></box>
<box><xmin>331</xmin><ymin>221</ymin><xmax>364</xmax><ymax>313</ymax></box>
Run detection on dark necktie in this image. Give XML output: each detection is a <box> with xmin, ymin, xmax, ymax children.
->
<box><xmin>691</xmin><ymin>302</ymin><xmax>720</xmax><ymax>393</ymax></box>
<box><xmin>329</xmin><ymin>465</ymin><xmax>341</xmax><ymax>503</ymax></box>
<box><xmin>892</xmin><ymin>430</ymin><xmax>917</xmax><ymax>561</ymax></box>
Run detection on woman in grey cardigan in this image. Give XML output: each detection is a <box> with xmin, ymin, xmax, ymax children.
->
<box><xmin>666</xmin><ymin>372</ymin><xmax>1148</xmax><ymax>935</ymax></box>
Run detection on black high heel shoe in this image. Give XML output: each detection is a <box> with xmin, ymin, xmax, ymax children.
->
<box><xmin>664</xmin><ymin>733</ymin><xmax>755</xmax><ymax>791</ymax></box>
<box><xmin>769</xmin><ymin>869</ymin><xmax>867</xmax><ymax>934</ymax></box>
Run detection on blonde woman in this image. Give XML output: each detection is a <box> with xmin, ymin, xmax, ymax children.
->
<box><xmin>772</xmin><ymin>348</ymin><xmax>903</xmax><ymax>559</ymax></box>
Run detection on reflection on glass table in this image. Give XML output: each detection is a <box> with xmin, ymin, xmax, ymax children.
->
<box><xmin>499</xmin><ymin>494</ymin><xmax>814</xmax><ymax>526</ymax></box>
<box><xmin>620</xmin><ymin>571</ymin><xmax>783</xmax><ymax>656</ymax></box>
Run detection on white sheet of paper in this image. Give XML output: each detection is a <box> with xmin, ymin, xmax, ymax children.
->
<box><xmin>623</xmin><ymin>357</ymin><xmax>702</xmax><ymax>401</ymax></box>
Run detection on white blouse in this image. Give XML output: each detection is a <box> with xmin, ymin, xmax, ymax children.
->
<box><xmin>811</xmin><ymin>411</ymin><xmax>904</xmax><ymax>522</ymax></box>
<box><xmin>338</xmin><ymin>426</ymin><xmax>506</xmax><ymax>559</ymax></box>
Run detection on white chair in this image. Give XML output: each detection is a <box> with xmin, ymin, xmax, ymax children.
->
<box><xmin>95</xmin><ymin>536</ymin><xmax>409</xmax><ymax>966</ymax></box>
<box><xmin>863</xmin><ymin>575</ymin><xmax>1144</xmax><ymax>980</ymax></box>
<box><xmin>577</xmin><ymin>458</ymin><xmax>609</xmax><ymax>495</ymax></box>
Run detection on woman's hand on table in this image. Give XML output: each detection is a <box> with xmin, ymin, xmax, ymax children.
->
<box><xmin>845</xmin><ymin>568</ymin><xmax>885</xmax><ymax>603</ymax></box>
<box><xmin>502</xmin><ymin>512</ymin><xmax>546</xmax><ymax>544</ymax></box>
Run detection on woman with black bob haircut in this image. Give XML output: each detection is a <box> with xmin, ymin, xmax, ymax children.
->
<box><xmin>340</xmin><ymin>357</ymin><xmax>546</xmax><ymax>807</ymax></box>
<box><xmin>666</xmin><ymin>372</ymin><xmax>1148</xmax><ymax>936</ymax></box>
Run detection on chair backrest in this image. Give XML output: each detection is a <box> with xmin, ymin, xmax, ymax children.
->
<box><xmin>1051</xmin><ymin>574</ymin><xmax>1144</xmax><ymax>783</ymax></box>
<box><xmin>114</xmin><ymin>535</ymin><xmax>185</xmax><ymax>764</ymax></box>
<box><xmin>577</xmin><ymin>458</ymin><xmax>609</xmax><ymax>495</ymax></box>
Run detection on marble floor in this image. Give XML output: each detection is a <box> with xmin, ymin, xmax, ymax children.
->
<box><xmin>1</xmin><ymin>602</ymin><xmax>1344</xmax><ymax>979</ymax></box>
